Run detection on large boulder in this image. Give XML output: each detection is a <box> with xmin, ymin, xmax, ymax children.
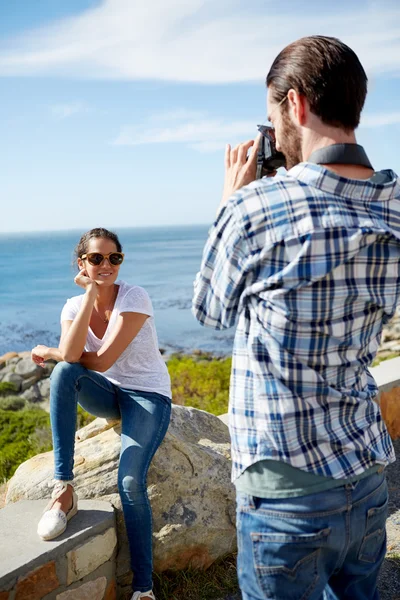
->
<box><xmin>6</xmin><ymin>405</ymin><xmax>236</xmax><ymax>591</ymax></box>
<box><xmin>14</xmin><ymin>358</ymin><xmax>42</xmax><ymax>381</ymax></box>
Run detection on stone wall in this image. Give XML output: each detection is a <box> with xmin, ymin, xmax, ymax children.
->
<box><xmin>0</xmin><ymin>500</ymin><xmax>117</xmax><ymax>600</ymax></box>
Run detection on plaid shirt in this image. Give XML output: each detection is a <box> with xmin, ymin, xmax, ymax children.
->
<box><xmin>193</xmin><ymin>163</ymin><xmax>400</xmax><ymax>482</ymax></box>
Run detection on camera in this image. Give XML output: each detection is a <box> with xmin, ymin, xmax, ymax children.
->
<box><xmin>256</xmin><ymin>125</ymin><xmax>286</xmax><ymax>179</ymax></box>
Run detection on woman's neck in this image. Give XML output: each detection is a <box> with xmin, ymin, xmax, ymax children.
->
<box><xmin>95</xmin><ymin>283</ymin><xmax>117</xmax><ymax>308</ymax></box>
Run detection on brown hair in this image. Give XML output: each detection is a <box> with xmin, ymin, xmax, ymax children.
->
<box><xmin>266</xmin><ymin>36</ymin><xmax>367</xmax><ymax>131</ymax></box>
<box><xmin>74</xmin><ymin>228</ymin><xmax>122</xmax><ymax>266</ymax></box>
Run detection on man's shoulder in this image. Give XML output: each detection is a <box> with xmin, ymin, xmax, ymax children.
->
<box><xmin>236</xmin><ymin>171</ymin><xmax>301</xmax><ymax>199</ymax></box>
<box><xmin>228</xmin><ymin>170</ymin><xmax>315</xmax><ymax>225</ymax></box>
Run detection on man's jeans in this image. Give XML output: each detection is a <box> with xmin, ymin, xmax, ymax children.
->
<box><xmin>50</xmin><ymin>361</ymin><xmax>171</xmax><ymax>593</ymax></box>
<box><xmin>236</xmin><ymin>471</ymin><xmax>388</xmax><ymax>600</ymax></box>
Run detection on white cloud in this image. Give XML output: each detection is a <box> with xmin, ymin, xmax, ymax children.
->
<box><xmin>50</xmin><ymin>102</ymin><xmax>89</xmax><ymax>119</ymax></box>
<box><xmin>0</xmin><ymin>0</ymin><xmax>400</xmax><ymax>83</ymax></box>
<box><xmin>112</xmin><ymin>110</ymin><xmax>258</xmax><ymax>152</ymax></box>
<box><xmin>361</xmin><ymin>111</ymin><xmax>400</xmax><ymax>128</ymax></box>
<box><xmin>113</xmin><ymin>106</ymin><xmax>400</xmax><ymax>153</ymax></box>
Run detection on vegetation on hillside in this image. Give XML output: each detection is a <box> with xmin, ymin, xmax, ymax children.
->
<box><xmin>0</xmin><ymin>408</ymin><xmax>52</xmax><ymax>482</ymax></box>
<box><xmin>168</xmin><ymin>353</ymin><xmax>231</xmax><ymax>415</ymax></box>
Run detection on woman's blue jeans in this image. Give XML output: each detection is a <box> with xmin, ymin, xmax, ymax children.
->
<box><xmin>236</xmin><ymin>471</ymin><xmax>388</xmax><ymax>600</ymax></box>
<box><xmin>50</xmin><ymin>361</ymin><xmax>171</xmax><ymax>593</ymax></box>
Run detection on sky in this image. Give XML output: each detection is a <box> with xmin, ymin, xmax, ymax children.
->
<box><xmin>1</xmin><ymin>0</ymin><xmax>400</xmax><ymax>233</ymax></box>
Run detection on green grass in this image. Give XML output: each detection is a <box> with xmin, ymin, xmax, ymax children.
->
<box><xmin>152</xmin><ymin>554</ymin><xmax>239</xmax><ymax>600</ymax></box>
<box><xmin>386</xmin><ymin>551</ymin><xmax>400</xmax><ymax>561</ymax></box>
<box><xmin>0</xmin><ymin>396</ymin><xmax>26</xmax><ymax>411</ymax></box>
<box><xmin>0</xmin><ymin>408</ymin><xmax>52</xmax><ymax>481</ymax></box>
<box><xmin>372</xmin><ymin>352</ymin><xmax>400</xmax><ymax>367</ymax></box>
<box><xmin>0</xmin><ymin>381</ymin><xmax>19</xmax><ymax>396</ymax></box>
<box><xmin>0</xmin><ymin>405</ymin><xmax>96</xmax><ymax>482</ymax></box>
<box><xmin>167</xmin><ymin>353</ymin><xmax>232</xmax><ymax>416</ymax></box>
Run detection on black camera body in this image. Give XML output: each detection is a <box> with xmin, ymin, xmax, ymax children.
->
<box><xmin>256</xmin><ymin>125</ymin><xmax>286</xmax><ymax>179</ymax></box>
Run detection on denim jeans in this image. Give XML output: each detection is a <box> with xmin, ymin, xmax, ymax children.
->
<box><xmin>50</xmin><ymin>361</ymin><xmax>171</xmax><ymax>593</ymax></box>
<box><xmin>236</xmin><ymin>471</ymin><xmax>388</xmax><ymax>600</ymax></box>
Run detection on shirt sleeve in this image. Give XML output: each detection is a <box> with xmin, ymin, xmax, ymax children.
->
<box><xmin>60</xmin><ymin>298</ymin><xmax>78</xmax><ymax>323</ymax></box>
<box><xmin>119</xmin><ymin>286</ymin><xmax>154</xmax><ymax>317</ymax></box>
<box><xmin>192</xmin><ymin>200</ymin><xmax>249</xmax><ymax>330</ymax></box>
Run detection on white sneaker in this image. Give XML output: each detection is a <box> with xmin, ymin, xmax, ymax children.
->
<box><xmin>37</xmin><ymin>480</ymin><xmax>78</xmax><ymax>541</ymax></box>
<box><xmin>130</xmin><ymin>591</ymin><xmax>155</xmax><ymax>600</ymax></box>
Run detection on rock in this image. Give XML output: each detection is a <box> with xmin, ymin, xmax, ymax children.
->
<box><xmin>17</xmin><ymin>351</ymin><xmax>32</xmax><ymax>360</ymax></box>
<box><xmin>43</xmin><ymin>361</ymin><xmax>57</xmax><ymax>377</ymax></box>
<box><xmin>1</xmin><ymin>372</ymin><xmax>23</xmax><ymax>392</ymax></box>
<box><xmin>21</xmin><ymin>375</ymin><xmax>43</xmax><ymax>393</ymax></box>
<box><xmin>37</xmin><ymin>378</ymin><xmax>50</xmax><ymax>399</ymax></box>
<box><xmin>56</xmin><ymin>577</ymin><xmax>107</xmax><ymax>600</ymax></box>
<box><xmin>6</xmin><ymin>356</ymin><xmax>22</xmax><ymax>367</ymax></box>
<box><xmin>0</xmin><ymin>352</ymin><xmax>19</xmax><ymax>366</ymax></box>
<box><xmin>6</xmin><ymin>406</ymin><xmax>236</xmax><ymax>580</ymax></box>
<box><xmin>14</xmin><ymin>358</ymin><xmax>42</xmax><ymax>381</ymax></box>
<box><xmin>20</xmin><ymin>384</ymin><xmax>42</xmax><ymax>403</ymax></box>
<box><xmin>75</xmin><ymin>418</ymin><xmax>119</xmax><ymax>443</ymax></box>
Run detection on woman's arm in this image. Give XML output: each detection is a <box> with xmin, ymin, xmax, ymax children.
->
<box><xmin>59</xmin><ymin>284</ymin><xmax>97</xmax><ymax>362</ymax></box>
<box><xmin>31</xmin><ymin>344</ymin><xmax>64</xmax><ymax>367</ymax></box>
<box><xmin>31</xmin><ymin>271</ymin><xmax>97</xmax><ymax>367</ymax></box>
<box><xmin>31</xmin><ymin>318</ymin><xmax>86</xmax><ymax>366</ymax></box>
<box><xmin>79</xmin><ymin>311</ymin><xmax>149</xmax><ymax>372</ymax></box>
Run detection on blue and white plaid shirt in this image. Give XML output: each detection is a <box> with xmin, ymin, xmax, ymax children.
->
<box><xmin>193</xmin><ymin>163</ymin><xmax>400</xmax><ymax>482</ymax></box>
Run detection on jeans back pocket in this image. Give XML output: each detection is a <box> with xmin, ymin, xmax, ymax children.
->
<box><xmin>252</xmin><ymin>527</ymin><xmax>330</xmax><ymax>600</ymax></box>
<box><xmin>358</xmin><ymin>497</ymin><xmax>388</xmax><ymax>563</ymax></box>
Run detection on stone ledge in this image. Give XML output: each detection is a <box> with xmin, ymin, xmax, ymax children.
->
<box><xmin>0</xmin><ymin>500</ymin><xmax>115</xmax><ymax>591</ymax></box>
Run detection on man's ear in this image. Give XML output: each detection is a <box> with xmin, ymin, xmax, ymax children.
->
<box><xmin>77</xmin><ymin>258</ymin><xmax>84</xmax><ymax>271</ymax></box>
<box><xmin>287</xmin><ymin>89</ymin><xmax>307</xmax><ymax>126</ymax></box>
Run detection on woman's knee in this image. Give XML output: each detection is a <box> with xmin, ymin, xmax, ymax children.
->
<box><xmin>50</xmin><ymin>361</ymin><xmax>85</xmax><ymax>389</ymax></box>
<box><xmin>118</xmin><ymin>473</ymin><xmax>146</xmax><ymax>501</ymax></box>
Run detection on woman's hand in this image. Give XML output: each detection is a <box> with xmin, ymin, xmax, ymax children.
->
<box><xmin>74</xmin><ymin>269</ymin><xmax>97</xmax><ymax>292</ymax></box>
<box><xmin>31</xmin><ymin>345</ymin><xmax>50</xmax><ymax>368</ymax></box>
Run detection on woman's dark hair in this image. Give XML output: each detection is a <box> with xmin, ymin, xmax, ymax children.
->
<box><xmin>266</xmin><ymin>36</ymin><xmax>367</xmax><ymax>131</ymax></box>
<box><xmin>74</xmin><ymin>228</ymin><xmax>123</xmax><ymax>265</ymax></box>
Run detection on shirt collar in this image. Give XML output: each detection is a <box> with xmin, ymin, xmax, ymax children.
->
<box><xmin>288</xmin><ymin>162</ymin><xmax>400</xmax><ymax>202</ymax></box>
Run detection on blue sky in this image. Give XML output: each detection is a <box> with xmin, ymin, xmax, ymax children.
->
<box><xmin>1</xmin><ymin>0</ymin><xmax>400</xmax><ymax>233</ymax></box>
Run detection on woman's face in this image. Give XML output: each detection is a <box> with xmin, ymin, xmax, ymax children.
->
<box><xmin>77</xmin><ymin>237</ymin><xmax>122</xmax><ymax>287</ymax></box>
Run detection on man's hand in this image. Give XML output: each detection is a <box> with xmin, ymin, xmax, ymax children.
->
<box><xmin>220</xmin><ymin>134</ymin><xmax>261</xmax><ymax>211</ymax></box>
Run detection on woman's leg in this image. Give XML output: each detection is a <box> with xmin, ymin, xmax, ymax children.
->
<box><xmin>117</xmin><ymin>388</ymin><xmax>171</xmax><ymax>593</ymax></box>
<box><xmin>50</xmin><ymin>361</ymin><xmax>121</xmax><ymax>482</ymax></box>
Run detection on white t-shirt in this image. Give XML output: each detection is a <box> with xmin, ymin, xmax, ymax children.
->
<box><xmin>60</xmin><ymin>280</ymin><xmax>171</xmax><ymax>398</ymax></box>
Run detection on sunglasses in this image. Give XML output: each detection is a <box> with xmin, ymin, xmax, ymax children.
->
<box><xmin>80</xmin><ymin>252</ymin><xmax>125</xmax><ymax>266</ymax></box>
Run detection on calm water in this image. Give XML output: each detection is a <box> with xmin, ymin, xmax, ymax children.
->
<box><xmin>0</xmin><ymin>226</ymin><xmax>234</xmax><ymax>356</ymax></box>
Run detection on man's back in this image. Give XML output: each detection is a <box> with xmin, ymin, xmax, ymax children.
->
<box><xmin>193</xmin><ymin>162</ymin><xmax>400</xmax><ymax>481</ymax></box>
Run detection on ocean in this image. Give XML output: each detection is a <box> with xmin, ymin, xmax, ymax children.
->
<box><xmin>0</xmin><ymin>225</ymin><xmax>234</xmax><ymax>357</ymax></box>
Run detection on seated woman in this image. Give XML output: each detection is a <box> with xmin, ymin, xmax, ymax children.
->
<box><xmin>31</xmin><ymin>227</ymin><xmax>171</xmax><ymax>600</ymax></box>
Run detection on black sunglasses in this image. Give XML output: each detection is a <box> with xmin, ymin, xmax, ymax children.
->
<box><xmin>80</xmin><ymin>252</ymin><xmax>125</xmax><ymax>266</ymax></box>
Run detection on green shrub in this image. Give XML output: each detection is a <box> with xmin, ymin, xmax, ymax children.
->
<box><xmin>77</xmin><ymin>405</ymin><xmax>97</xmax><ymax>429</ymax></box>
<box><xmin>372</xmin><ymin>352</ymin><xmax>399</xmax><ymax>367</ymax></box>
<box><xmin>167</xmin><ymin>354</ymin><xmax>232</xmax><ymax>415</ymax></box>
<box><xmin>0</xmin><ymin>408</ymin><xmax>52</xmax><ymax>481</ymax></box>
<box><xmin>0</xmin><ymin>396</ymin><xmax>26</xmax><ymax>411</ymax></box>
<box><xmin>0</xmin><ymin>381</ymin><xmax>19</xmax><ymax>396</ymax></box>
